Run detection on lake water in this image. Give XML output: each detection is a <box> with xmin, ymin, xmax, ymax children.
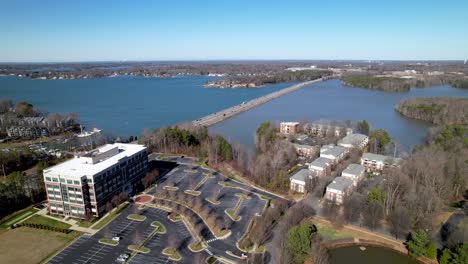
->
<box><xmin>329</xmin><ymin>246</ymin><xmax>419</xmax><ymax>264</ymax></box>
<box><xmin>210</xmin><ymin>79</ymin><xmax>468</xmax><ymax>149</ymax></box>
<box><xmin>0</xmin><ymin>75</ymin><xmax>290</xmax><ymax>137</ymax></box>
<box><xmin>1</xmin><ymin>76</ymin><xmax>467</xmax><ymax>148</ymax></box>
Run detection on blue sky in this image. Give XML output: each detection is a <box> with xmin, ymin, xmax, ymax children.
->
<box><xmin>1</xmin><ymin>0</ymin><xmax>468</xmax><ymax>62</ymax></box>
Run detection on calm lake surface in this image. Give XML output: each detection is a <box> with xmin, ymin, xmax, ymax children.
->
<box><xmin>210</xmin><ymin>79</ymin><xmax>468</xmax><ymax>148</ymax></box>
<box><xmin>329</xmin><ymin>246</ymin><xmax>419</xmax><ymax>264</ymax></box>
<box><xmin>0</xmin><ymin>75</ymin><xmax>290</xmax><ymax>137</ymax></box>
<box><xmin>1</xmin><ymin>76</ymin><xmax>467</xmax><ymax>148</ymax></box>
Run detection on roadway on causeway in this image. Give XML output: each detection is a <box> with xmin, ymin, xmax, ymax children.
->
<box><xmin>191</xmin><ymin>78</ymin><xmax>327</xmax><ymax>127</ymax></box>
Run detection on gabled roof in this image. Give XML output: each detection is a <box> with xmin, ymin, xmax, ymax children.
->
<box><xmin>342</xmin><ymin>163</ymin><xmax>365</xmax><ymax>176</ymax></box>
<box><xmin>290</xmin><ymin>169</ymin><xmax>312</xmax><ymax>183</ymax></box>
<box><xmin>327</xmin><ymin>177</ymin><xmax>353</xmax><ymax>192</ymax></box>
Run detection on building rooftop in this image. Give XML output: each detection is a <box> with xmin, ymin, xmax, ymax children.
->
<box><xmin>290</xmin><ymin>169</ymin><xmax>312</xmax><ymax>183</ymax></box>
<box><xmin>44</xmin><ymin>143</ymin><xmax>146</xmax><ymax>179</ymax></box>
<box><xmin>342</xmin><ymin>163</ymin><xmax>365</xmax><ymax>176</ymax></box>
<box><xmin>310</xmin><ymin>157</ymin><xmax>332</xmax><ymax>168</ymax></box>
<box><xmin>338</xmin><ymin>133</ymin><xmax>368</xmax><ymax>146</ymax></box>
<box><xmin>281</xmin><ymin>122</ymin><xmax>299</xmax><ymax>126</ymax></box>
<box><xmin>362</xmin><ymin>153</ymin><xmax>401</xmax><ymax>164</ymax></box>
<box><xmin>321</xmin><ymin>145</ymin><xmax>346</xmax><ymax>157</ymax></box>
<box><xmin>327</xmin><ymin>177</ymin><xmax>353</xmax><ymax>192</ymax></box>
<box><xmin>293</xmin><ymin>143</ymin><xmax>315</xmax><ymax>150</ymax></box>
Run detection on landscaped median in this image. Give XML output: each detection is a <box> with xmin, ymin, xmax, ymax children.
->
<box><xmin>188</xmin><ymin>242</ymin><xmax>205</xmax><ymax>252</ymax></box>
<box><xmin>99</xmin><ymin>238</ymin><xmax>118</xmax><ymax>246</ymax></box>
<box><xmin>163</xmin><ymin>186</ymin><xmax>179</xmax><ymax>191</ymax></box>
<box><xmin>225</xmin><ymin>209</ymin><xmax>241</xmax><ymax>221</ymax></box>
<box><xmin>151</xmin><ymin>221</ymin><xmax>167</xmax><ymax>234</ymax></box>
<box><xmin>205</xmin><ymin>197</ymin><xmax>221</xmax><ymax>205</ymax></box>
<box><xmin>184</xmin><ymin>190</ymin><xmax>201</xmax><ymax>196</ymax></box>
<box><xmin>127</xmin><ymin>214</ymin><xmax>146</xmax><ymax>221</ymax></box>
<box><xmin>128</xmin><ymin>245</ymin><xmax>150</xmax><ymax>254</ymax></box>
<box><xmin>162</xmin><ymin>247</ymin><xmax>181</xmax><ymax>261</ymax></box>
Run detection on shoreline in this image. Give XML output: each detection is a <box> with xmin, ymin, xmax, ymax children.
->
<box><xmin>190</xmin><ymin>77</ymin><xmax>331</xmax><ymax>127</ymax></box>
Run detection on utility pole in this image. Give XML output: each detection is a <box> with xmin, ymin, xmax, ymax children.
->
<box><xmin>1</xmin><ymin>163</ymin><xmax>6</xmax><ymax>177</ymax></box>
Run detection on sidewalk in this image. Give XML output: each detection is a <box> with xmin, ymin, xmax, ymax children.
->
<box><xmin>35</xmin><ymin>208</ymin><xmax>98</xmax><ymax>234</ymax></box>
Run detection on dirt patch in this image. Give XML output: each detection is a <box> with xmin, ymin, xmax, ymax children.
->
<box><xmin>0</xmin><ymin>227</ymin><xmax>77</xmax><ymax>264</ymax></box>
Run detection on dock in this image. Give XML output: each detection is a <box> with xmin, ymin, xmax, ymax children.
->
<box><xmin>191</xmin><ymin>77</ymin><xmax>328</xmax><ymax>127</ymax></box>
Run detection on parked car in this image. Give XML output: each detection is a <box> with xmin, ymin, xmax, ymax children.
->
<box><xmin>112</xmin><ymin>236</ymin><xmax>121</xmax><ymax>241</ymax></box>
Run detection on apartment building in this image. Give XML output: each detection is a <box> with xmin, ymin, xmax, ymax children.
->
<box><xmin>361</xmin><ymin>153</ymin><xmax>401</xmax><ymax>172</ymax></box>
<box><xmin>338</xmin><ymin>133</ymin><xmax>369</xmax><ymax>149</ymax></box>
<box><xmin>280</xmin><ymin>122</ymin><xmax>300</xmax><ymax>135</ymax></box>
<box><xmin>43</xmin><ymin>143</ymin><xmax>148</xmax><ymax>219</ymax></box>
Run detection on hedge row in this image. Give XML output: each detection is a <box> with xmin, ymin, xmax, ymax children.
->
<box><xmin>12</xmin><ymin>222</ymin><xmax>71</xmax><ymax>234</ymax></box>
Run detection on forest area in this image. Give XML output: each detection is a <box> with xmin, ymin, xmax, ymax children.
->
<box><xmin>395</xmin><ymin>97</ymin><xmax>468</xmax><ymax>125</ymax></box>
<box><xmin>140</xmin><ymin>122</ymin><xmax>298</xmax><ymax>194</ymax></box>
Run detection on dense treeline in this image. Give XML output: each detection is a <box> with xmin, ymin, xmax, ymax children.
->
<box><xmin>395</xmin><ymin>97</ymin><xmax>468</xmax><ymax>125</ymax></box>
<box><xmin>210</xmin><ymin>70</ymin><xmax>332</xmax><ymax>87</ymax></box>
<box><xmin>0</xmin><ymin>158</ymin><xmax>66</xmax><ymax>219</ymax></box>
<box><xmin>335</xmin><ymin>125</ymin><xmax>468</xmax><ymax>240</ymax></box>
<box><xmin>452</xmin><ymin>79</ymin><xmax>468</xmax><ymax>89</ymax></box>
<box><xmin>0</xmin><ymin>148</ymin><xmax>39</xmax><ymax>175</ymax></box>
<box><xmin>341</xmin><ymin>75</ymin><xmax>411</xmax><ymax>92</ymax></box>
<box><xmin>141</xmin><ymin>122</ymin><xmax>297</xmax><ymax>194</ymax></box>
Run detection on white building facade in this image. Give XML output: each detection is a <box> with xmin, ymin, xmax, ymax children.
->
<box><xmin>43</xmin><ymin>143</ymin><xmax>148</xmax><ymax>219</ymax></box>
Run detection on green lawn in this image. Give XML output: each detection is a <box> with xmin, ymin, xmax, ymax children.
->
<box><xmin>184</xmin><ymin>190</ymin><xmax>201</xmax><ymax>196</ymax></box>
<box><xmin>225</xmin><ymin>209</ymin><xmax>240</xmax><ymax>221</ymax></box>
<box><xmin>127</xmin><ymin>214</ymin><xmax>146</xmax><ymax>221</ymax></box>
<box><xmin>24</xmin><ymin>215</ymin><xmax>71</xmax><ymax>229</ymax></box>
<box><xmin>188</xmin><ymin>242</ymin><xmax>204</xmax><ymax>252</ymax></box>
<box><xmin>91</xmin><ymin>203</ymin><xmax>128</xmax><ymax>230</ymax></box>
<box><xmin>163</xmin><ymin>247</ymin><xmax>181</xmax><ymax>261</ymax></box>
<box><xmin>128</xmin><ymin>245</ymin><xmax>150</xmax><ymax>253</ymax></box>
<box><xmin>77</xmin><ymin>218</ymin><xmax>98</xmax><ymax>228</ymax></box>
<box><xmin>151</xmin><ymin>221</ymin><xmax>167</xmax><ymax>234</ymax></box>
<box><xmin>0</xmin><ymin>208</ymin><xmax>39</xmax><ymax>228</ymax></box>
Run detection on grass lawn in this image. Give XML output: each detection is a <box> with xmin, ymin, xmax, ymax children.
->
<box><xmin>225</xmin><ymin>209</ymin><xmax>240</xmax><ymax>221</ymax></box>
<box><xmin>127</xmin><ymin>214</ymin><xmax>146</xmax><ymax>221</ymax></box>
<box><xmin>99</xmin><ymin>238</ymin><xmax>118</xmax><ymax>246</ymax></box>
<box><xmin>206</xmin><ymin>256</ymin><xmax>218</xmax><ymax>264</ymax></box>
<box><xmin>128</xmin><ymin>245</ymin><xmax>150</xmax><ymax>253</ymax></box>
<box><xmin>188</xmin><ymin>242</ymin><xmax>204</xmax><ymax>252</ymax></box>
<box><xmin>91</xmin><ymin>203</ymin><xmax>128</xmax><ymax>230</ymax></box>
<box><xmin>315</xmin><ymin>222</ymin><xmax>355</xmax><ymax>240</ymax></box>
<box><xmin>205</xmin><ymin>197</ymin><xmax>221</xmax><ymax>205</ymax></box>
<box><xmin>162</xmin><ymin>247</ymin><xmax>181</xmax><ymax>261</ymax></box>
<box><xmin>0</xmin><ymin>227</ymin><xmax>79</xmax><ymax>264</ymax></box>
<box><xmin>0</xmin><ymin>207</ymin><xmax>39</xmax><ymax>228</ymax></box>
<box><xmin>184</xmin><ymin>190</ymin><xmax>201</xmax><ymax>196</ymax></box>
<box><xmin>24</xmin><ymin>215</ymin><xmax>71</xmax><ymax>229</ymax></box>
<box><xmin>76</xmin><ymin>218</ymin><xmax>99</xmax><ymax>228</ymax></box>
<box><xmin>151</xmin><ymin>221</ymin><xmax>167</xmax><ymax>234</ymax></box>
<box><xmin>163</xmin><ymin>186</ymin><xmax>179</xmax><ymax>191</ymax></box>
<box><xmin>168</xmin><ymin>213</ymin><xmax>181</xmax><ymax>222</ymax></box>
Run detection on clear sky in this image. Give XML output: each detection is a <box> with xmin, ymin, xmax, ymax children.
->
<box><xmin>1</xmin><ymin>0</ymin><xmax>468</xmax><ymax>62</ymax></box>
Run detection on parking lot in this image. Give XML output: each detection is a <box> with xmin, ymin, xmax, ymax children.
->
<box><xmin>48</xmin><ymin>156</ymin><xmax>284</xmax><ymax>264</ymax></box>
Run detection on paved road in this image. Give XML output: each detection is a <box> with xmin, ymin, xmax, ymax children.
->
<box><xmin>190</xmin><ymin>78</ymin><xmax>327</xmax><ymax>127</ymax></box>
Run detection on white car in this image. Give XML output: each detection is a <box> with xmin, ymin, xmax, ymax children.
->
<box><xmin>112</xmin><ymin>236</ymin><xmax>121</xmax><ymax>241</ymax></box>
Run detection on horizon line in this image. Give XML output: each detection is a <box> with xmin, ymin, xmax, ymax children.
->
<box><xmin>1</xmin><ymin>59</ymin><xmax>467</xmax><ymax>64</ymax></box>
